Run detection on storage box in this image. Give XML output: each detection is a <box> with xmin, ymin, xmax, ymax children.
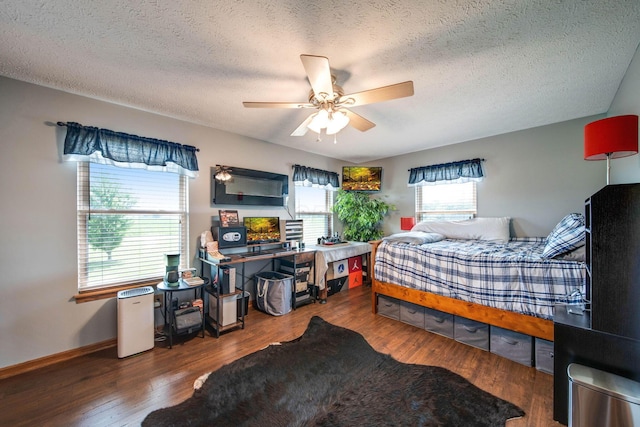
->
<box><xmin>294</xmin><ymin>290</ymin><xmax>313</xmax><ymax>306</ymax></box>
<box><xmin>424</xmin><ymin>307</ymin><xmax>454</xmax><ymax>338</ymax></box>
<box><xmin>348</xmin><ymin>256</ymin><xmax>363</xmax><ymax>273</ymax></box>
<box><xmin>331</xmin><ymin>260</ymin><xmax>349</xmax><ymax>279</ymax></box>
<box><xmin>490</xmin><ymin>326</ymin><xmax>533</xmax><ymax>366</ymax></box>
<box><xmin>348</xmin><ymin>270</ymin><xmax>363</xmax><ymax>288</ymax></box>
<box><xmin>377</xmin><ymin>295</ymin><xmax>400</xmax><ymax>320</ymax></box>
<box><xmin>218</xmin><ymin>265</ymin><xmax>236</xmax><ymax>294</ymax></box>
<box><xmin>327</xmin><ymin>277</ymin><xmax>347</xmax><ymax>296</ymax></box>
<box><xmin>454</xmin><ymin>316</ymin><xmax>489</xmax><ymax>350</ymax></box>
<box><xmin>279</xmin><ymin>262</ymin><xmax>310</xmax><ymax>292</ymax></box>
<box><xmin>254</xmin><ymin>271</ymin><xmax>293</xmax><ymax>316</ymax></box>
<box><xmin>280</xmin><ymin>259</ymin><xmax>311</xmax><ymax>269</ymax></box>
<box><xmin>173</xmin><ymin>306</ymin><xmax>202</xmax><ymax>334</ymax></box>
<box><xmin>295</xmin><ymin>251</ymin><xmax>315</xmax><ymax>264</ymax></box>
<box><xmin>399</xmin><ymin>301</ymin><xmax>425</xmax><ymax>328</ymax></box>
<box><xmin>535</xmin><ymin>337</ymin><xmax>554</xmax><ymax>374</ymax></box>
<box><xmin>209</xmin><ymin>293</ymin><xmax>238</xmax><ymax>326</ymax></box>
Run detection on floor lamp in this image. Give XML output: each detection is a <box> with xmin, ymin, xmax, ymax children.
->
<box><xmin>584</xmin><ymin>115</ymin><xmax>638</xmax><ymax>185</ymax></box>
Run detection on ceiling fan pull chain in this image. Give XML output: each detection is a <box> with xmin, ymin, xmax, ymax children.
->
<box><xmin>333</xmin><ymin>134</ymin><xmax>338</xmax><ymax>144</ymax></box>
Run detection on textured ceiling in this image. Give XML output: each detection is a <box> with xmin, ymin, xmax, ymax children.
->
<box><xmin>1</xmin><ymin>1</ymin><xmax>639</xmax><ymax>163</ymax></box>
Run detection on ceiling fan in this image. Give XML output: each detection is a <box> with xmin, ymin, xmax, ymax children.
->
<box><xmin>243</xmin><ymin>54</ymin><xmax>414</xmax><ymax>140</ymax></box>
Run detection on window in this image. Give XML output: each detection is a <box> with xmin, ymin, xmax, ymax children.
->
<box><xmin>415</xmin><ymin>181</ymin><xmax>477</xmax><ymax>222</ymax></box>
<box><xmin>77</xmin><ymin>162</ymin><xmax>189</xmax><ymax>290</ymax></box>
<box><xmin>294</xmin><ymin>186</ymin><xmax>333</xmax><ymax>246</ymax></box>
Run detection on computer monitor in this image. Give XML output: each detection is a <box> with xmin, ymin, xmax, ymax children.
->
<box><xmin>243</xmin><ymin>217</ymin><xmax>281</xmax><ymax>245</ymax></box>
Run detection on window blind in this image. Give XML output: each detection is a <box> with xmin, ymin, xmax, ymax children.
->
<box><xmin>295</xmin><ymin>186</ymin><xmax>333</xmax><ymax>246</ymax></box>
<box><xmin>77</xmin><ymin>162</ymin><xmax>188</xmax><ymax>290</ymax></box>
<box><xmin>415</xmin><ymin>181</ymin><xmax>477</xmax><ymax>222</ymax></box>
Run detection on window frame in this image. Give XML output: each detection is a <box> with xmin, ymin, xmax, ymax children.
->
<box><xmin>294</xmin><ymin>185</ymin><xmax>334</xmax><ymax>246</ymax></box>
<box><xmin>74</xmin><ymin>162</ymin><xmax>189</xmax><ymax>302</ymax></box>
<box><xmin>415</xmin><ymin>181</ymin><xmax>477</xmax><ymax>222</ymax></box>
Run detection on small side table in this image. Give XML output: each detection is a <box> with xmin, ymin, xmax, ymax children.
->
<box><xmin>157</xmin><ymin>279</ymin><xmax>207</xmax><ymax>348</ymax></box>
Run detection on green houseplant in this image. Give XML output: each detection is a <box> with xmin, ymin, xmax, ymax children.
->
<box><xmin>333</xmin><ymin>190</ymin><xmax>394</xmax><ymax>242</ymax></box>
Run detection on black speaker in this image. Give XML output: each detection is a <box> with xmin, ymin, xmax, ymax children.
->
<box><xmin>213</xmin><ymin>226</ymin><xmax>247</xmax><ymax>248</ymax></box>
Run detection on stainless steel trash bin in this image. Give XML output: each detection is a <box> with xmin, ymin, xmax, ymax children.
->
<box><xmin>568</xmin><ymin>363</ymin><xmax>640</xmax><ymax>427</ymax></box>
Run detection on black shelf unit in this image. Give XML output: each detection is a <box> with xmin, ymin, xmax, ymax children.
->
<box><xmin>587</xmin><ymin>183</ymin><xmax>640</xmax><ymax>339</ymax></box>
<box><xmin>553</xmin><ymin>184</ymin><xmax>640</xmax><ymax>424</ymax></box>
<box><xmin>157</xmin><ymin>279</ymin><xmax>207</xmax><ymax>348</ymax></box>
<box><xmin>203</xmin><ymin>285</ymin><xmax>246</xmax><ymax>338</ymax></box>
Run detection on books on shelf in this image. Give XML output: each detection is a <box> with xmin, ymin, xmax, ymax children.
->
<box><xmin>182</xmin><ymin>277</ymin><xmax>205</xmax><ymax>287</ymax></box>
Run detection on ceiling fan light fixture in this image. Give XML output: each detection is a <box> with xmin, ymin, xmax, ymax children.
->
<box><xmin>326</xmin><ymin>110</ymin><xmax>350</xmax><ymax>135</ymax></box>
<box><xmin>215</xmin><ymin>165</ymin><xmax>233</xmax><ymax>183</ymax></box>
<box><xmin>307</xmin><ymin>109</ymin><xmax>329</xmax><ymax>134</ymax></box>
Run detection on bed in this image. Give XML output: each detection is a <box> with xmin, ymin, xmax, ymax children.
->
<box><xmin>371</xmin><ymin>215</ymin><xmax>587</xmax><ymax>341</ymax></box>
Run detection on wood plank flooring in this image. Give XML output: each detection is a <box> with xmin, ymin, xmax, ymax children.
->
<box><xmin>0</xmin><ymin>285</ymin><xmax>564</xmax><ymax>426</ymax></box>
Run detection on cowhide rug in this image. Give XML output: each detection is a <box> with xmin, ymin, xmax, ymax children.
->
<box><xmin>143</xmin><ymin>316</ymin><xmax>524</xmax><ymax>426</ymax></box>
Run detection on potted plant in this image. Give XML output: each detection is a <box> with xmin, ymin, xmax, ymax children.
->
<box><xmin>333</xmin><ymin>190</ymin><xmax>394</xmax><ymax>241</ymax></box>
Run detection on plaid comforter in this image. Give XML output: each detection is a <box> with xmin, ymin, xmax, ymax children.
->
<box><xmin>374</xmin><ymin>238</ymin><xmax>586</xmax><ymax>320</ymax></box>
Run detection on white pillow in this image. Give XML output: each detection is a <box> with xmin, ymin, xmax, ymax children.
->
<box><xmin>383</xmin><ymin>232</ymin><xmax>445</xmax><ymax>245</ymax></box>
<box><xmin>412</xmin><ymin>217</ymin><xmax>511</xmax><ymax>243</ymax></box>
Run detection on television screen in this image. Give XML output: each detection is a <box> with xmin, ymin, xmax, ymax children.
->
<box><xmin>243</xmin><ymin>217</ymin><xmax>281</xmax><ymax>245</ymax></box>
<box><xmin>212</xmin><ymin>166</ymin><xmax>288</xmax><ymax>206</ymax></box>
<box><xmin>342</xmin><ymin>166</ymin><xmax>382</xmax><ymax>191</ymax></box>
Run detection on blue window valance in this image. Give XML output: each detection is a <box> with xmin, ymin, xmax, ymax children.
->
<box><xmin>292</xmin><ymin>164</ymin><xmax>340</xmax><ymax>190</ymax></box>
<box><xmin>408</xmin><ymin>158</ymin><xmax>484</xmax><ymax>186</ymax></box>
<box><xmin>59</xmin><ymin>122</ymin><xmax>199</xmax><ymax>178</ymax></box>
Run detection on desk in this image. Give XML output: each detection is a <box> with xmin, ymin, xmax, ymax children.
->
<box><xmin>157</xmin><ymin>279</ymin><xmax>207</xmax><ymax>348</ymax></box>
<box><xmin>310</xmin><ymin>241</ymin><xmax>372</xmax><ymax>302</ymax></box>
<box><xmin>200</xmin><ymin>247</ymin><xmax>316</xmax><ymax>336</ymax></box>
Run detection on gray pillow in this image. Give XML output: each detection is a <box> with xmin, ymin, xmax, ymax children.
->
<box><xmin>557</xmin><ymin>245</ymin><xmax>586</xmax><ymax>262</ymax></box>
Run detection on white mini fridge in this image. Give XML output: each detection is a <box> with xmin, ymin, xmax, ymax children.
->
<box><xmin>117</xmin><ymin>286</ymin><xmax>155</xmax><ymax>358</ymax></box>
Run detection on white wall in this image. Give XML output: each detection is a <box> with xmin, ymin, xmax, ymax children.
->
<box><xmin>608</xmin><ymin>43</ymin><xmax>640</xmax><ymax>184</ymax></box>
<box><xmin>0</xmin><ymin>76</ymin><xmax>342</xmax><ymax>369</ymax></box>
<box><xmin>374</xmin><ymin>116</ymin><xmax>606</xmax><ymax>238</ymax></box>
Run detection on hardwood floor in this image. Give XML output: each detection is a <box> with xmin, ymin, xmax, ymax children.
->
<box><xmin>0</xmin><ymin>285</ymin><xmax>563</xmax><ymax>426</ymax></box>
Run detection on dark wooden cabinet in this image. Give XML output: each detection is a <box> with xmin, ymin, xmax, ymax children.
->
<box><xmin>553</xmin><ymin>184</ymin><xmax>640</xmax><ymax>424</ymax></box>
<box><xmin>587</xmin><ymin>183</ymin><xmax>640</xmax><ymax>340</ymax></box>
<box><xmin>553</xmin><ymin>310</ymin><xmax>640</xmax><ymax>424</ymax></box>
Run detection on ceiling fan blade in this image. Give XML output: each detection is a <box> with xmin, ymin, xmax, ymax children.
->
<box><xmin>341</xmin><ymin>81</ymin><xmax>414</xmax><ymax>107</ymax></box>
<box><xmin>300</xmin><ymin>54</ymin><xmax>334</xmax><ymax>100</ymax></box>
<box><xmin>243</xmin><ymin>101</ymin><xmax>314</xmax><ymax>109</ymax></box>
<box><xmin>290</xmin><ymin>114</ymin><xmax>315</xmax><ymax>136</ymax></box>
<box><xmin>344</xmin><ymin>109</ymin><xmax>376</xmax><ymax>132</ymax></box>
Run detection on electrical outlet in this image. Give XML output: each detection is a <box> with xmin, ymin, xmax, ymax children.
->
<box><xmin>154</xmin><ymin>295</ymin><xmax>163</xmax><ymax>309</ymax></box>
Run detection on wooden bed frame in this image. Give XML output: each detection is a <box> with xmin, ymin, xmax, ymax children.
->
<box><xmin>369</xmin><ymin>240</ymin><xmax>554</xmax><ymax>341</ymax></box>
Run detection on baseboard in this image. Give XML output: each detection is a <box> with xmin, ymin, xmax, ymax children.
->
<box><xmin>0</xmin><ymin>338</ymin><xmax>117</xmax><ymax>380</ymax></box>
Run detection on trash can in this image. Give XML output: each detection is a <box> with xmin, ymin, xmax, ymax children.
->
<box><xmin>568</xmin><ymin>363</ymin><xmax>640</xmax><ymax>427</ymax></box>
<box><xmin>237</xmin><ymin>290</ymin><xmax>250</xmax><ymax>316</ymax></box>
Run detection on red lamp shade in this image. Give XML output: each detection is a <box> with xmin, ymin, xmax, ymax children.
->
<box><xmin>400</xmin><ymin>217</ymin><xmax>416</xmax><ymax>231</ymax></box>
<box><xmin>584</xmin><ymin>115</ymin><xmax>638</xmax><ymax>160</ymax></box>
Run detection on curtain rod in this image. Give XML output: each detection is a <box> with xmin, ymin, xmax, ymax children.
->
<box><xmin>56</xmin><ymin>121</ymin><xmax>200</xmax><ymax>152</ymax></box>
